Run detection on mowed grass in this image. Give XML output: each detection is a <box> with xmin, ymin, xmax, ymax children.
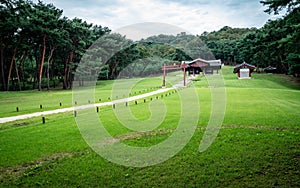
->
<box><xmin>0</xmin><ymin>77</ymin><xmax>164</xmax><ymax>118</ymax></box>
<box><xmin>0</xmin><ymin>66</ymin><xmax>300</xmax><ymax>187</ymax></box>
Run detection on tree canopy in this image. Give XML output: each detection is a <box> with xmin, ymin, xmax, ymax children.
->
<box><xmin>1</xmin><ymin>0</ymin><xmax>299</xmax><ymax>91</ymax></box>
<box><xmin>0</xmin><ymin>0</ymin><xmax>110</xmax><ymax>91</ymax></box>
<box><xmin>260</xmin><ymin>0</ymin><xmax>300</xmax><ymax>14</ymax></box>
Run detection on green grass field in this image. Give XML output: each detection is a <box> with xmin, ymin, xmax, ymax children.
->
<box><xmin>1</xmin><ymin>66</ymin><xmax>299</xmax><ymax>187</ymax></box>
<box><xmin>0</xmin><ymin>77</ymin><xmax>165</xmax><ymax>118</ymax></box>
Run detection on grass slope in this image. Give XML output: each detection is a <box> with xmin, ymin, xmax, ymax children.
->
<box><xmin>0</xmin><ymin>66</ymin><xmax>299</xmax><ymax>187</ymax></box>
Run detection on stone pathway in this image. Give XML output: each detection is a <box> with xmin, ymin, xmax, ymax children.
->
<box><xmin>0</xmin><ymin>75</ymin><xmax>195</xmax><ymax>124</ymax></box>
<box><xmin>0</xmin><ymin>87</ymin><xmax>174</xmax><ymax>124</ymax></box>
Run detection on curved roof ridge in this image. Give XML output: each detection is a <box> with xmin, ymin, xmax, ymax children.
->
<box><xmin>234</xmin><ymin>62</ymin><xmax>255</xmax><ymax>69</ymax></box>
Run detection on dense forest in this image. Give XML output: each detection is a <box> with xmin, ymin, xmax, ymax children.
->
<box><xmin>0</xmin><ymin>0</ymin><xmax>110</xmax><ymax>91</ymax></box>
<box><xmin>0</xmin><ymin>0</ymin><xmax>299</xmax><ymax>91</ymax></box>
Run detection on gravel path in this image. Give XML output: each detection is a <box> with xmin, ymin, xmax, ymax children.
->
<box><xmin>0</xmin><ymin>87</ymin><xmax>174</xmax><ymax>124</ymax></box>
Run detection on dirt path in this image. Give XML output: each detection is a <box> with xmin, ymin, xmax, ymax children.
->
<box><xmin>0</xmin><ymin>87</ymin><xmax>175</xmax><ymax>124</ymax></box>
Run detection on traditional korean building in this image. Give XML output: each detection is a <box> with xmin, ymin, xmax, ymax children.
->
<box><xmin>233</xmin><ymin>62</ymin><xmax>256</xmax><ymax>79</ymax></box>
<box><xmin>183</xmin><ymin>58</ymin><xmax>222</xmax><ymax>75</ymax></box>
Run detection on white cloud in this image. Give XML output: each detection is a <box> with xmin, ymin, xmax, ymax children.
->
<box><xmin>93</xmin><ymin>0</ymin><xmax>240</xmax><ymax>34</ymax></box>
<box><xmin>114</xmin><ymin>22</ymin><xmax>189</xmax><ymax>41</ymax></box>
<box><xmin>38</xmin><ymin>0</ymin><xmax>281</xmax><ymax>36</ymax></box>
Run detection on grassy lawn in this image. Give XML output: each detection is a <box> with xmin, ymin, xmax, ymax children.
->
<box><xmin>0</xmin><ymin>66</ymin><xmax>300</xmax><ymax>187</ymax></box>
<box><xmin>0</xmin><ymin>77</ymin><xmax>165</xmax><ymax>118</ymax></box>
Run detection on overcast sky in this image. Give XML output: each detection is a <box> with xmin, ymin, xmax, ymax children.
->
<box><xmin>38</xmin><ymin>0</ymin><xmax>282</xmax><ymax>36</ymax></box>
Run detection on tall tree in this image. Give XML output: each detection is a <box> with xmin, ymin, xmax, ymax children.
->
<box><xmin>30</xmin><ymin>1</ymin><xmax>63</xmax><ymax>90</ymax></box>
<box><xmin>0</xmin><ymin>0</ymin><xmax>111</xmax><ymax>91</ymax></box>
<box><xmin>258</xmin><ymin>0</ymin><xmax>300</xmax><ymax>75</ymax></box>
<box><xmin>260</xmin><ymin>0</ymin><xmax>300</xmax><ymax>14</ymax></box>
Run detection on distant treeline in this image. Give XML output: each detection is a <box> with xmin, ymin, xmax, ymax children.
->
<box><xmin>0</xmin><ymin>0</ymin><xmax>299</xmax><ymax>91</ymax></box>
<box><xmin>143</xmin><ymin>1</ymin><xmax>300</xmax><ymax>76</ymax></box>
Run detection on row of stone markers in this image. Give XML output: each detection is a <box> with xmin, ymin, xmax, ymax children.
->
<box><xmin>71</xmin><ymin>85</ymin><xmax>194</xmax><ymax>122</ymax></box>
<box><xmin>39</xmin><ymin>85</ymin><xmax>193</xmax><ymax>124</ymax></box>
<box><xmin>92</xmin><ymin>90</ymin><xmax>181</xmax><ymax>114</ymax></box>
<box><xmin>16</xmin><ymin>102</ymin><xmax>65</xmax><ymax>112</ymax></box>
<box><xmin>14</xmin><ymin>86</ymin><xmax>162</xmax><ymax>114</ymax></box>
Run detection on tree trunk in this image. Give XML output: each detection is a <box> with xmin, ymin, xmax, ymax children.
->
<box><xmin>19</xmin><ymin>53</ymin><xmax>27</xmax><ymax>80</ymax></box>
<box><xmin>7</xmin><ymin>46</ymin><xmax>18</xmax><ymax>91</ymax></box>
<box><xmin>0</xmin><ymin>38</ymin><xmax>6</xmax><ymax>91</ymax></box>
<box><xmin>68</xmin><ymin>50</ymin><xmax>74</xmax><ymax>89</ymax></box>
<box><xmin>52</xmin><ymin>60</ymin><xmax>56</xmax><ymax>88</ymax></box>
<box><xmin>47</xmin><ymin>48</ymin><xmax>55</xmax><ymax>90</ymax></box>
<box><xmin>14</xmin><ymin>60</ymin><xmax>21</xmax><ymax>91</ymax></box>
<box><xmin>63</xmin><ymin>62</ymin><xmax>68</xmax><ymax>89</ymax></box>
<box><xmin>63</xmin><ymin>55</ymin><xmax>69</xmax><ymax>89</ymax></box>
<box><xmin>38</xmin><ymin>34</ymin><xmax>47</xmax><ymax>91</ymax></box>
<box><xmin>19</xmin><ymin>53</ymin><xmax>27</xmax><ymax>89</ymax></box>
<box><xmin>32</xmin><ymin>60</ymin><xmax>38</xmax><ymax>90</ymax></box>
<box><xmin>279</xmin><ymin>54</ymin><xmax>288</xmax><ymax>74</ymax></box>
<box><xmin>68</xmin><ymin>66</ymin><xmax>72</xmax><ymax>89</ymax></box>
<box><xmin>63</xmin><ymin>50</ymin><xmax>74</xmax><ymax>89</ymax></box>
<box><xmin>111</xmin><ymin>60</ymin><xmax>120</xmax><ymax>79</ymax></box>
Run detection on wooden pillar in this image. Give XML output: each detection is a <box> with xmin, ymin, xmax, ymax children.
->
<box><xmin>183</xmin><ymin>62</ymin><xmax>186</xmax><ymax>87</ymax></box>
<box><xmin>162</xmin><ymin>64</ymin><xmax>166</xmax><ymax>87</ymax></box>
<box><xmin>193</xmin><ymin>67</ymin><xmax>195</xmax><ymax>77</ymax></box>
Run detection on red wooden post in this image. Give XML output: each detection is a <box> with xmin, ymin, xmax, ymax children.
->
<box><xmin>183</xmin><ymin>62</ymin><xmax>186</xmax><ymax>87</ymax></box>
<box><xmin>162</xmin><ymin>64</ymin><xmax>166</xmax><ymax>87</ymax></box>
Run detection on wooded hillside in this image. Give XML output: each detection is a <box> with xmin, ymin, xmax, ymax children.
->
<box><xmin>1</xmin><ymin>0</ymin><xmax>299</xmax><ymax>91</ymax></box>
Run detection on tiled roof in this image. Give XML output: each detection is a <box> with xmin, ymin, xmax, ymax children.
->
<box><xmin>234</xmin><ymin>62</ymin><xmax>255</xmax><ymax>69</ymax></box>
<box><xmin>183</xmin><ymin>58</ymin><xmax>222</xmax><ymax>67</ymax></box>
